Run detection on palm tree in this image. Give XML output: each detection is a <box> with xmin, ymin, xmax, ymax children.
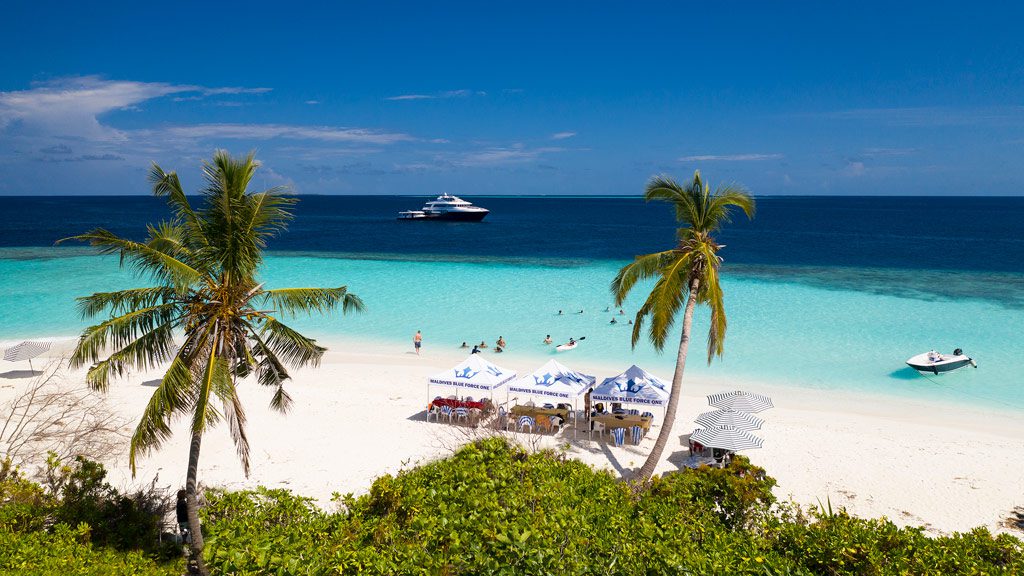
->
<box><xmin>62</xmin><ymin>151</ymin><xmax>363</xmax><ymax>575</ymax></box>
<box><xmin>611</xmin><ymin>171</ymin><xmax>754</xmax><ymax>483</ymax></box>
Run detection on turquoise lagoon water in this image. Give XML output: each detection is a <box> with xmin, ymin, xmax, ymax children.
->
<box><xmin>1</xmin><ymin>247</ymin><xmax>1021</xmax><ymax>412</ymax></box>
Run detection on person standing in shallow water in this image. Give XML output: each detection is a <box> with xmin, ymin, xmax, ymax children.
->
<box><xmin>414</xmin><ymin>330</ymin><xmax>422</xmax><ymax>355</ymax></box>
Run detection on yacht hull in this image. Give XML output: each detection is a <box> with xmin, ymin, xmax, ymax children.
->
<box><xmin>398</xmin><ymin>211</ymin><xmax>488</xmax><ymax>222</ymax></box>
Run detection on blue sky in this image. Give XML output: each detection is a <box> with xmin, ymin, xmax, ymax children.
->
<box><xmin>1</xmin><ymin>1</ymin><xmax>1023</xmax><ymax>196</ymax></box>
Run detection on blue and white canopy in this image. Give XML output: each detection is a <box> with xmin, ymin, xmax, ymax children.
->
<box><xmin>429</xmin><ymin>355</ymin><xmax>516</xmax><ymax>391</ymax></box>
<box><xmin>590</xmin><ymin>364</ymin><xmax>671</xmax><ymax>407</ymax></box>
<box><xmin>508</xmin><ymin>359</ymin><xmax>595</xmax><ymax>400</ymax></box>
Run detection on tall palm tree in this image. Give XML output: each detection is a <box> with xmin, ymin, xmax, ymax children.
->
<box><xmin>612</xmin><ymin>171</ymin><xmax>754</xmax><ymax>483</ymax></box>
<box><xmin>62</xmin><ymin>151</ymin><xmax>363</xmax><ymax>575</ymax></box>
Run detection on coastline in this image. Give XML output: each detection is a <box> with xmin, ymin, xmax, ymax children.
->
<box><xmin>3</xmin><ymin>335</ymin><xmax>1021</xmax><ymax>538</ymax></box>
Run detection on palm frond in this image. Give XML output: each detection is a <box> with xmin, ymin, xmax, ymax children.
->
<box><xmin>128</xmin><ymin>355</ymin><xmax>196</xmax><ymax>476</ymax></box>
<box><xmin>70</xmin><ymin>304</ymin><xmax>180</xmax><ymax>368</ymax></box>
<box><xmin>214</xmin><ymin>373</ymin><xmax>250</xmax><ymax>476</ymax></box>
<box><xmin>76</xmin><ymin>287</ymin><xmax>177</xmax><ymax>319</ymax></box>
<box><xmin>262</xmin><ymin>286</ymin><xmax>365</xmax><ymax>316</ymax></box>
<box><xmin>84</xmin><ymin>322</ymin><xmax>178</xmax><ymax>391</ymax></box>
<box><xmin>59</xmin><ymin>228</ymin><xmax>202</xmax><ymax>289</ymax></box>
<box><xmin>259</xmin><ymin>317</ymin><xmax>327</xmax><ymax>368</ymax></box>
<box><xmin>246</xmin><ymin>329</ymin><xmax>293</xmax><ymax>413</ymax></box>
<box><xmin>611</xmin><ymin>250</ymin><xmax>676</xmax><ymax>307</ymax></box>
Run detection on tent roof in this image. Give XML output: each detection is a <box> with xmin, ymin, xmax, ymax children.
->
<box><xmin>428</xmin><ymin>355</ymin><xmax>516</xmax><ymax>391</ymax></box>
<box><xmin>590</xmin><ymin>364</ymin><xmax>670</xmax><ymax>406</ymax></box>
<box><xmin>508</xmin><ymin>359</ymin><xmax>595</xmax><ymax>400</ymax></box>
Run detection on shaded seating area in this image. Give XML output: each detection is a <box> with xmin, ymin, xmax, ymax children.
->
<box><xmin>586</xmin><ymin>364</ymin><xmax>671</xmax><ymax>445</ymax></box>
<box><xmin>425</xmin><ymin>355</ymin><xmax>515</xmax><ymax>427</ymax></box>
<box><xmin>507</xmin><ymin>359</ymin><xmax>593</xmax><ymax>437</ymax></box>
<box><xmin>686</xmin><ymin>390</ymin><xmax>772</xmax><ymax>467</ymax></box>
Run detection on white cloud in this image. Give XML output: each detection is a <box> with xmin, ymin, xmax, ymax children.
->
<box><xmin>551</xmin><ymin>131</ymin><xmax>576</xmax><ymax>140</ymax></box>
<box><xmin>678</xmin><ymin>153</ymin><xmax>783</xmax><ymax>162</ymax></box>
<box><xmin>385</xmin><ymin>89</ymin><xmax>482</xmax><ymax>101</ymax></box>
<box><xmin>842</xmin><ymin>161</ymin><xmax>866</xmax><ymax>177</ymax></box>
<box><xmin>453</xmin><ymin>145</ymin><xmax>565</xmax><ymax>166</ymax></box>
<box><xmin>157</xmin><ymin>123</ymin><xmax>415</xmax><ymax>145</ymax></box>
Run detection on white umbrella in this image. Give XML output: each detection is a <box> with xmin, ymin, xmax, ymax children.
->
<box><xmin>695</xmin><ymin>409</ymin><xmax>764</xmax><ymax>431</ymax></box>
<box><xmin>3</xmin><ymin>340</ymin><xmax>52</xmax><ymax>371</ymax></box>
<box><xmin>707</xmin><ymin>390</ymin><xmax>773</xmax><ymax>413</ymax></box>
<box><xmin>691</xmin><ymin>425</ymin><xmax>764</xmax><ymax>452</ymax></box>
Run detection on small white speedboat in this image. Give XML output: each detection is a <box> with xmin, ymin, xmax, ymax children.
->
<box><xmin>556</xmin><ymin>341</ymin><xmax>578</xmax><ymax>352</ymax></box>
<box><xmin>906</xmin><ymin>348</ymin><xmax>977</xmax><ymax>374</ymax></box>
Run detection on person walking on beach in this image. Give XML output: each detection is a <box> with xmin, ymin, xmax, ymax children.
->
<box><xmin>414</xmin><ymin>330</ymin><xmax>422</xmax><ymax>355</ymax></box>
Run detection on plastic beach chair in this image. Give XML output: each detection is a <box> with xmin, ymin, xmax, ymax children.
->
<box><xmin>590</xmin><ymin>421</ymin><xmax>605</xmax><ymax>441</ymax></box>
<box><xmin>641</xmin><ymin>411</ymin><xmax>654</xmax><ymax>419</ymax></box>
<box><xmin>518</xmin><ymin>415</ymin><xmax>535</xmax><ymax>433</ymax></box>
<box><xmin>453</xmin><ymin>407</ymin><xmax>469</xmax><ymax>424</ymax></box>
<box><xmin>611</xmin><ymin>427</ymin><xmax>626</xmax><ymax>446</ymax></box>
<box><xmin>549</xmin><ymin>415</ymin><xmax>561</xmax><ymax>433</ymax></box>
<box><xmin>440</xmin><ymin>405</ymin><xmax>453</xmax><ymax>423</ymax></box>
<box><xmin>627</xmin><ymin>409</ymin><xmax>640</xmax><ymax>416</ymax></box>
<box><xmin>426</xmin><ymin>406</ymin><xmax>440</xmax><ymax>423</ymax></box>
<box><xmin>630</xmin><ymin>425</ymin><xmax>643</xmax><ymax>445</ymax></box>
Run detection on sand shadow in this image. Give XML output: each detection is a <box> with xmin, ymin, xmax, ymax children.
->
<box><xmin>0</xmin><ymin>369</ymin><xmax>42</xmax><ymax>379</ymax></box>
<box><xmin>141</xmin><ymin>379</ymin><xmax>162</xmax><ymax>387</ymax></box>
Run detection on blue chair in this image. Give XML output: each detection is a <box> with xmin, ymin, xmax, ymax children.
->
<box><xmin>611</xmin><ymin>427</ymin><xmax>625</xmax><ymax>446</ymax></box>
<box><xmin>630</xmin><ymin>425</ymin><xmax>644</xmax><ymax>445</ymax></box>
<box><xmin>612</xmin><ymin>408</ymin><xmax>626</xmax><ymax>415</ymax></box>
<box><xmin>518</xmin><ymin>415</ymin><xmax>535</xmax><ymax>433</ymax></box>
<box><xmin>542</xmin><ymin>403</ymin><xmax>555</xmax><ymax>409</ymax></box>
<box><xmin>439</xmin><ymin>405</ymin><xmax>453</xmax><ymax>423</ymax></box>
<box><xmin>453</xmin><ymin>407</ymin><xmax>469</xmax><ymax>423</ymax></box>
<box><xmin>627</xmin><ymin>409</ymin><xmax>640</xmax><ymax>416</ymax></box>
<box><xmin>641</xmin><ymin>411</ymin><xmax>654</xmax><ymax>419</ymax></box>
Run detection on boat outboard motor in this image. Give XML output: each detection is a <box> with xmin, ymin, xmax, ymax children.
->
<box><xmin>953</xmin><ymin>348</ymin><xmax>963</xmax><ymax>356</ymax></box>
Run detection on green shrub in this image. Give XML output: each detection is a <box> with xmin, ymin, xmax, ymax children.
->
<box><xmin>202</xmin><ymin>438</ymin><xmax>1023</xmax><ymax>575</ymax></box>
<box><xmin>0</xmin><ymin>523</ymin><xmax>181</xmax><ymax>576</ymax></box>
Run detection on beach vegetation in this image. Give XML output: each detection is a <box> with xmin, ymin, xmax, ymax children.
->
<box><xmin>611</xmin><ymin>171</ymin><xmax>755</xmax><ymax>481</ymax></box>
<box><xmin>198</xmin><ymin>438</ymin><xmax>1023</xmax><ymax>575</ymax></box>
<box><xmin>0</xmin><ymin>455</ymin><xmax>181</xmax><ymax>575</ymax></box>
<box><xmin>61</xmin><ymin>150</ymin><xmax>363</xmax><ymax>574</ymax></box>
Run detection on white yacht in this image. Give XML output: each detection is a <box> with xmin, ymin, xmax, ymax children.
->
<box><xmin>398</xmin><ymin>194</ymin><xmax>489</xmax><ymax>222</ymax></box>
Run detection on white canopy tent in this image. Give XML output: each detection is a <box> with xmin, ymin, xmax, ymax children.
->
<box><xmin>508</xmin><ymin>359</ymin><xmax>594</xmax><ymax>436</ymax></box>
<box><xmin>590</xmin><ymin>364</ymin><xmax>671</xmax><ymax>407</ymax></box>
<box><xmin>508</xmin><ymin>359</ymin><xmax>595</xmax><ymax>401</ymax></box>
<box><xmin>427</xmin><ymin>354</ymin><xmax>516</xmax><ymax>401</ymax></box>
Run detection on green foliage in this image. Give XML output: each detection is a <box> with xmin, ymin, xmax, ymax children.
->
<box><xmin>200</xmin><ymin>438</ymin><xmax>1023</xmax><ymax>575</ymax></box>
<box><xmin>0</xmin><ymin>523</ymin><xmax>181</xmax><ymax>576</ymax></box>
<box><xmin>0</xmin><ymin>456</ymin><xmax>182</xmax><ymax>574</ymax></box>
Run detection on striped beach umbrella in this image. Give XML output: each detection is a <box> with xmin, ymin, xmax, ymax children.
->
<box><xmin>691</xmin><ymin>425</ymin><xmax>764</xmax><ymax>452</ymax></box>
<box><xmin>3</xmin><ymin>340</ymin><xmax>52</xmax><ymax>371</ymax></box>
<box><xmin>707</xmin><ymin>390</ymin><xmax>773</xmax><ymax>413</ymax></box>
<box><xmin>695</xmin><ymin>408</ymin><xmax>764</xmax><ymax>431</ymax></box>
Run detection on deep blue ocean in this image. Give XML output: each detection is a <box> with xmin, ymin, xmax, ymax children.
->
<box><xmin>1</xmin><ymin>195</ymin><xmax>1022</xmax><ymax>411</ymax></box>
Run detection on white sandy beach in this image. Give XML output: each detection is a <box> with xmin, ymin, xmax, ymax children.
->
<box><xmin>2</xmin><ymin>337</ymin><xmax>1022</xmax><ymax>538</ymax></box>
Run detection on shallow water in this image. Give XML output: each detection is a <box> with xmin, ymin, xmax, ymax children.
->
<box><xmin>1</xmin><ymin>248</ymin><xmax>1021</xmax><ymax>412</ymax></box>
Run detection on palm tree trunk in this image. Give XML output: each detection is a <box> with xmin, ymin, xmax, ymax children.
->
<box><xmin>185</xmin><ymin>431</ymin><xmax>210</xmax><ymax>576</ymax></box>
<box><xmin>635</xmin><ymin>277</ymin><xmax>699</xmax><ymax>483</ymax></box>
